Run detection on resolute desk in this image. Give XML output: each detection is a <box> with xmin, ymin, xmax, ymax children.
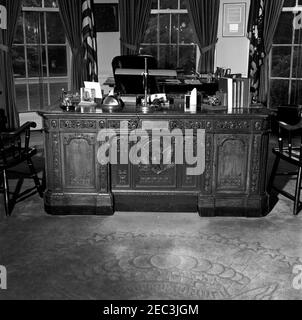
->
<box><xmin>39</xmin><ymin>105</ymin><xmax>270</xmax><ymax>217</ymax></box>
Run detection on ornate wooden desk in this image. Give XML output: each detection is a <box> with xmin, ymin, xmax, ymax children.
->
<box><xmin>39</xmin><ymin>106</ymin><xmax>270</xmax><ymax>217</ymax></box>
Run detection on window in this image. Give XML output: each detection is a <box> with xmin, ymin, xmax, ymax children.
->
<box><xmin>13</xmin><ymin>0</ymin><xmax>70</xmax><ymax>112</ymax></box>
<box><xmin>269</xmin><ymin>0</ymin><xmax>302</xmax><ymax>106</ymax></box>
<box><xmin>140</xmin><ymin>0</ymin><xmax>198</xmax><ymax>74</ymax></box>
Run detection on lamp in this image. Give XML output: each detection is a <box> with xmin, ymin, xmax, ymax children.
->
<box><xmin>115</xmin><ymin>58</ymin><xmax>177</xmax><ymax>111</ymax></box>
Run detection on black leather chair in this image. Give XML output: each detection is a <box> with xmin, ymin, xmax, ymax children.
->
<box><xmin>268</xmin><ymin>107</ymin><xmax>302</xmax><ymax>215</ymax></box>
<box><xmin>0</xmin><ymin>110</ymin><xmax>44</xmax><ymax>216</ymax></box>
<box><xmin>112</xmin><ymin>55</ymin><xmax>159</xmax><ymax>94</ymax></box>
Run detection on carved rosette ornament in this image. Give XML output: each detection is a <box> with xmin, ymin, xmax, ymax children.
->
<box><xmin>99</xmin><ymin>120</ymin><xmax>106</xmax><ymax>129</ymax></box>
<box><xmin>215</xmin><ymin>120</ymin><xmax>250</xmax><ymax>130</ymax></box>
<box><xmin>51</xmin><ymin>120</ymin><xmax>58</xmax><ymax>129</ymax></box>
<box><xmin>169</xmin><ymin>120</ymin><xmax>204</xmax><ymax>131</ymax></box>
<box><xmin>60</xmin><ymin>120</ymin><xmax>96</xmax><ymax>129</ymax></box>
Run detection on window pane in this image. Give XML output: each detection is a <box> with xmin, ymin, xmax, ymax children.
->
<box><xmin>294</xmin><ymin>12</ymin><xmax>302</xmax><ymax>44</ymax></box>
<box><xmin>50</xmin><ymin>83</ymin><xmax>68</xmax><ymax>105</ymax></box>
<box><xmin>27</xmin><ymin>46</ymin><xmax>41</xmax><ymax>77</ymax></box>
<box><xmin>29</xmin><ymin>84</ymin><xmax>48</xmax><ymax>109</ymax></box>
<box><xmin>15</xmin><ymin>84</ymin><xmax>28</xmax><ymax>112</ymax></box>
<box><xmin>283</xmin><ymin>0</ymin><xmax>296</xmax><ymax>6</ymax></box>
<box><xmin>143</xmin><ymin>15</ymin><xmax>158</xmax><ymax>43</ymax></box>
<box><xmin>25</xmin><ymin>12</ymin><xmax>44</xmax><ymax>44</ymax></box>
<box><xmin>293</xmin><ymin>46</ymin><xmax>302</xmax><ymax>77</ymax></box>
<box><xmin>271</xmin><ymin>46</ymin><xmax>291</xmax><ymax>77</ymax></box>
<box><xmin>270</xmin><ymin>80</ymin><xmax>289</xmax><ymax>106</ymax></box>
<box><xmin>151</xmin><ymin>0</ymin><xmax>158</xmax><ymax>9</ymax></box>
<box><xmin>179</xmin><ymin>45</ymin><xmax>196</xmax><ymax>73</ymax></box>
<box><xmin>46</xmin><ymin>12</ymin><xmax>65</xmax><ymax>44</ymax></box>
<box><xmin>15</xmin><ymin>16</ymin><xmax>24</xmax><ymax>44</ymax></box>
<box><xmin>159</xmin><ymin>14</ymin><xmax>169</xmax><ymax>43</ymax></box>
<box><xmin>274</xmin><ymin>12</ymin><xmax>293</xmax><ymax>44</ymax></box>
<box><xmin>291</xmin><ymin>81</ymin><xmax>302</xmax><ymax>104</ymax></box>
<box><xmin>159</xmin><ymin>45</ymin><xmax>177</xmax><ymax>69</ymax></box>
<box><xmin>180</xmin><ymin>0</ymin><xmax>186</xmax><ymax>9</ymax></box>
<box><xmin>12</xmin><ymin>47</ymin><xmax>26</xmax><ymax>78</ymax></box>
<box><xmin>171</xmin><ymin>14</ymin><xmax>178</xmax><ymax>44</ymax></box>
<box><xmin>22</xmin><ymin>0</ymin><xmax>42</xmax><ymax>7</ymax></box>
<box><xmin>44</xmin><ymin>0</ymin><xmax>58</xmax><ymax>8</ymax></box>
<box><xmin>179</xmin><ymin>14</ymin><xmax>194</xmax><ymax>44</ymax></box>
<box><xmin>160</xmin><ymin>0</ymin><xmax>178</xmax><ymax>9</ymax></box>
<box><xmin>48</xmin><ymin>46</ymin><xmax>67</xmax><ymax>76</ymax></box>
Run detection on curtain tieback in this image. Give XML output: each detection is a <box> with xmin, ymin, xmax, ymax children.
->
<box><xmin>200</xmin><ymin>40</ymin><xmax>218</xmax><ymax>54</ymax></box>
<box><xmin>120</xmin><ymin>39</ymin><xmax>138</xmax><ymax>52</ymax></box>
<box><xmin>0</xmin><ymin>44</ymin><xmax>9</xmax><ymax>52</ymax></box>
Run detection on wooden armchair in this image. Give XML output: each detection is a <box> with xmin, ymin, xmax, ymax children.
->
<box><xmin>0</xmin><ymin>111</ymin><xmax>44</xmax><ymax>216</ymax></box>
<box><xmin>267</xmin><ymin>118</ymin><xmax>302</xmax><ymax>215</ymax></box>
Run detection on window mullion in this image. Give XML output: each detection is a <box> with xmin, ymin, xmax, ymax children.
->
<box><xmin>289</xmin><ymin>16</ymin><xmax>296</xmax><ymax>104</ymax></box>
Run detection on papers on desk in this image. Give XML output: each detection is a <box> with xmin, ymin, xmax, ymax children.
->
<box><xmin>159</xmin><ymin>79</ymin><xmax>181</xmax><ymax>85</ymax></box>
<box><xmin>114</xmin><ymin>68</ymin><xmax>177</xmax><ymax>78</ymax></box>
<box><xmin>184</xmin><ymin>79</ymin><xmax>201</xmax><ymax>85</ymax></box>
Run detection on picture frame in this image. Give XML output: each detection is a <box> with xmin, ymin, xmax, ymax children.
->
<box><xmin>222</xmin><ymin>3</ymin><xmax>246</xmax><ymax>37</ymax></box>
<box><xmin>94</xmin><ymin>4</ymin><xmax>119</xmax><ymax>32</ymax></box>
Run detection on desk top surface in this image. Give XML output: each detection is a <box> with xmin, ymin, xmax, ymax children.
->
<box><xmin>39</xmin><ymin>103</ymin><xmax>269</xmax><ymax>119</ymax></box>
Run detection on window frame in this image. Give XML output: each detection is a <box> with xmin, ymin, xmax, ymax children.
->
<box><xmin>140</xmin><ymin>0</ymin><xmax>200</xmax><ymax>73</ymax></box>
<box><xmin>13</xmin><ymin>1</ymin><xmax>71</xmax><ymax>111</ymax></box>
<box><xmin>269</xmin><ymin>2</ymin><xmax>302</xmax><ymax>107</ymax></box>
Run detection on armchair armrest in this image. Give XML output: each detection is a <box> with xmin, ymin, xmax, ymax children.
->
<box><xmin>0</xmin><ymin>121</ymin><xmax>37</xmax><ymax>137</ymax></box>
<box><xmin>279</xmin><ymin>119</ymin><xmax>302</xmax><ymax>132</ymax></box>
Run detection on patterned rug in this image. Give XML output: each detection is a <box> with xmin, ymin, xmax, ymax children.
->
<box><xmin>1</xmin><ymin>189</ymin><xmax>302</xmax><ymax>300</ymax></box>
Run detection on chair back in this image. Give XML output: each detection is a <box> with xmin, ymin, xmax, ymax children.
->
<box><xmin>0</xmin><ymin>109</ymin><xmax>7</xmax><ymax>132</ymax></box>
<box><xmin>277</xmin><ymin>105</ymin><xmax>302</xmax><ymax>125</ymax></box>
<box><xmin>112</xmin><ymin>55</ymin><xmax>159</xmax><ymax>94</ymax></box>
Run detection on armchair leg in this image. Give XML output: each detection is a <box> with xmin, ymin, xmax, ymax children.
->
<box><xmin>2</xmin><ymin>169</ymin><xmax>11</xmax><ymax>216</ymax></box>
<box><xmin>294</xmin><ymin>167</ymin><xmax>302</xmax><ymax>215</ymax></box>
<box><xmin>27</xmin><ymin>158</ymin><xmax>43</xmax><ymax>198</ymax></box>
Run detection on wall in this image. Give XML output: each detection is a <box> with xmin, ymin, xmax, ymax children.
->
<box><xmin>95</xmin><ymin>0</ymin><xmax>120</xmax><ymax>94</ymax></box>
<box><xmin>215</xmin><ymin>0</ymin><xmax>251</xmax><ymax>77</ymax></box>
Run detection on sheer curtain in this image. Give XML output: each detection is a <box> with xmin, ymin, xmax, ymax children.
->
<box><xmin>119</xmin><ymin>0</ymin><xmax>153</xmax><ymax>55</ymax></box>
<box><xmin>58</xmin><ymin>0</ymin><xmax>84</xmax><ymax>91</ymax></box>
<box><xmin>186</xmin><ymin>0</ymin><xmax>220</xmax><ymax>74</ymax></box>
<box><xmin>0</xmin><ymin>0</ymin><xmax>22</xmax><ymax>129</ymax></box>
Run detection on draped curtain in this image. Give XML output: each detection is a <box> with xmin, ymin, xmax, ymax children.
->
<box><xmin>0</xmin><ymin>0</ymin><xmax>21</xmax><ymax>130</ymax></box>
<box><xmin>248</xmin><ymin>0</ymin><xmax>284</xmax><ymax>104</ymax></box>
<box><xmin>186</xmin><ymin>0</ymin><xmax>220</xmax><ymax>74</ymax></box>
<box><xmin>58</xmin><ymin>0</ymin><xmax>84</xmax><ymax>91</ymax></box>
<box><xmin>248</xmin><ymin>0</ymin><xmax>264</xmax><ymax>104</ymax></box>
<box><xmin>259</xmin><ymin>0</ymin><xmax>284</xmax><ymax>103</ymax></box>
<box><xmin>119</xmin><ymin>0</ymin><xmax>153</xmax><ymax>55</ymax></box>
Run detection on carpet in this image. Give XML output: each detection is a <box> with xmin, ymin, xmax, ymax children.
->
<box><xmin>1</xmin><ymin>188</ymin><xmax>302</xmax><ymax>300</ymax></box>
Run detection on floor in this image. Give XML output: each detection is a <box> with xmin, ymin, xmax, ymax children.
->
<box><xmin>0</xmin><ymin>133</ymin><xmax>302</xmax><ymax>300</ymax></box>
